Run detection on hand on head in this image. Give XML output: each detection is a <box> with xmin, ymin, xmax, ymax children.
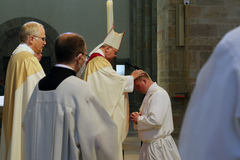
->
<box><xmin>131</xmin><ymin>70</ymin><xmax>145</xmax><ymax>79</ymax></box>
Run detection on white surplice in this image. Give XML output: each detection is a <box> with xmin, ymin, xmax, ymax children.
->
<box><xmin>134</xmin><ymin>83</ymin><xmax>181</xmax><ymax>160</ymax></box>
<box><xmin>22</xmin><ymin>76</ymin><xmax>118</xmax><ymax>160</ymax></box>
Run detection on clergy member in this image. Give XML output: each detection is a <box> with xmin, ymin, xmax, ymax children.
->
<box><xmin>23</xmin><ymin>32</ymin><xmax>118</xmax><ymax>160</ymax></box>
<box><xmin>130</xmin><ymin>72</ymin><xmax>181</xmax><ymax>160</ymax></box>
<box><xmin>0</xmin><ymin>21</ymin><xmax>46</xmax><ymax>160</ymax></box>
<box><xmin>84</xmin><ymin>27</ymin><xmax>144</xmax><ymax>160</ymax></box>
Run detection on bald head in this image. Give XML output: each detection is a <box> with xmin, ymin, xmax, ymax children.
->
<box><xmin>55</xmin><ymin>32</ymin><xmax>86</xmax><ymax>63</ymax></box>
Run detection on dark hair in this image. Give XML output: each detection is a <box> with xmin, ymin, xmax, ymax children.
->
<box><xmin>55</xmin><ymin>33</ymin><xmax>85</xmax><ymax>63</ymax></box>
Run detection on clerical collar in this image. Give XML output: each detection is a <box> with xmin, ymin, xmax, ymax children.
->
<box><xmin>55</xmin><ymin>64</ymin><xmax>74</xmax><ymax>71</ymax></box>
<box><xmin>95</xmin><ymin>49</ymin><xmax>105</xmax><ymax>57</ymax></box>
<box><xmin>12</xmin><ymin>43</ymin><xmax>35</xmax><ymax>55</ymax></box>
<box><xmin>146</xmin><ymin>82</ymin><xmax>158</xmax><ymax>96</ymax></box>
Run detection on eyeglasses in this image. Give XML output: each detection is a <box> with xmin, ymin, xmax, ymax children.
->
<box><xmin>77</xmin><ymin>52</ymin><xmax>89</xmax><ymax>60</ymax></box>
<box><xmin>33</xmin><ymin>35</ymin><xmax>47</xmax><ymax>42</ymax></box>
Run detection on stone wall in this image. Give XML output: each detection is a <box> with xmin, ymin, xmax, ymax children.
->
<box><xmin>186</xmin><ymin>0</ymin><xmax>240</xmax><ymax>92</ymax></box>
<box><xmin>157</xmin><ymin>0</ymin><xmax>187</xmax><ymax>137</ymax></box>
<box><xmin>157</xmin><ymin>0</ymin><xmax>240</xmax><ymax>137</ymax></box>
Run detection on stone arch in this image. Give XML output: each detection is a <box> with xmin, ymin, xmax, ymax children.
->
<box><xmin>0</xmin><ymin>17</ymin><xmax>59</xmax><ymax>81</ymax></box>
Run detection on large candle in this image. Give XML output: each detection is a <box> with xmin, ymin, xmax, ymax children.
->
<box><xmin>106</xmin><ymin>0</ymin><xmax>114</xmax><ymax>33</ymax></box>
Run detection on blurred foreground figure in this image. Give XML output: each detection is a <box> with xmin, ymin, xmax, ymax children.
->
<box><xmin>179</xmin><ymin>26</ymin><xmax>240</xmax><ymax>160</ymax></box>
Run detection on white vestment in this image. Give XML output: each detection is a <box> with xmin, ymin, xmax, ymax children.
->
<box><xmin>0</xmin><ymin>44</ymin><xmax>45</xmax><ymax>160</ymax></box>
<box><xmin>23</xmin><ymin>76</ymin><xmax>118</xmax><ymax>160</ymax></box>
<box><xmin>179</xmin><ymin>27</ymin><xmax>240</xmax><ymax>159</ymax></box>
<box><xmin>134</xmin><ymin>83</ymin><xmax>181</xmax><ymax>160</ymax></box>
<box><xmin>84</xmin><ymin>49</ymin><xmax>134</xmax><ymax>160</ymax></box>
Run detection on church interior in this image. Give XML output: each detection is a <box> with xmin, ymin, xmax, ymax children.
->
<box><xmin>0</xmin><ymin>0</ymin><xmax>240</xmax><ymax>159</ymax></box>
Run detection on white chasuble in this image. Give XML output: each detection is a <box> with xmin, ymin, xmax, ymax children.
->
<box><xmin>23</xmin><ymin>76</ymin><xmax>118</xmax><ymax>160</ymax></box>
<box><xmin>84</xmin><ymin>53</ymin><xmax>133</xmax><ymax>160</ymax></box>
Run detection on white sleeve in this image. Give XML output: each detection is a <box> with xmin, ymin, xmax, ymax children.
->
<box><xmin>137</xmin><ymin>91</ymin><xmax>169</xmax><ymax>130</ymax></box>
<box><xmin>123</xmin><ymin>75</ymin><xmax>134</xmax><ymax>92</ymax></box>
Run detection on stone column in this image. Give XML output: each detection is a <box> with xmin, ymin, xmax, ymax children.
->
<box><xmin>129</xmin><ymin>0</ymin><xmax>157</xmax><ymax>116</ymax></box>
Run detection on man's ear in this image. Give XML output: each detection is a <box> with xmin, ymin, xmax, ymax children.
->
<box><xmin>76</xmin><ymin>53</ymin><xmax>83</xmax><ymax>62</ymax></box>
<box><xmin>142</xmin><ymin>78</ymin><xmax>147</xmax><ymax>84</ymax></box>
<box><xmin>105</xmin><ymin>46</ymin><xmax>111</xmax><ymax>53</ymax></box>
<box><xmin>29</xmin><ymin>35</ymin><xmax>35</xmax><ymax>45</ymax></box>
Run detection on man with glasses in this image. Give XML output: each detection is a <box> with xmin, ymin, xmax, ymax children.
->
<box><xmin>84</xmin><ymin>27</ymin><xmax>144</xmax><ymax>160</ymax></box>
<box><xmin>0</xmin><ymin>21</ymin><xmax>46</xmax><ymax>160</ymax></box>
<box><xmin>76</xmin><ymin>51</ymin><xmax>89</xmax><ymax>78</ymax></box>
<box><xmin>32</xmin><ymin>35</ymin><xmax>46</xmax><ymax>61</ymax></box>
<box><xmin>23</xmin><ymin>32</ymin><xmax>118</xmax><ymax>160</ymax></box>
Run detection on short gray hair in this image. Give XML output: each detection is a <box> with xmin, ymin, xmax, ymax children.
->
<box><xmin>19</xmin><ymin>21</ymin><xmax>44</xmax><ymax>43</ymax></box>
<box><xmin>100</xmin><ymin>44</ymin><xmax>111</xmax><ymax>48</ymax></box>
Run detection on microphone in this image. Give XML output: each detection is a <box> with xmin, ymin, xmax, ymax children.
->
<box><xmin>125</xmin><ymin>62</ymin><xmax>141</xmax><ymax>70</ymax></box>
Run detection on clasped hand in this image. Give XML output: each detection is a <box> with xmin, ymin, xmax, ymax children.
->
<box><xmin>130</xmin><ymin>112</ymin><xmax>141</xmax><ymax>124</ymax></box>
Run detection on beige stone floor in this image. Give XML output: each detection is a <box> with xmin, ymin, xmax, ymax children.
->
<box><xmin>123</xmin><ymin>131</ymin><xmax>140</xmax><ymax>160</ymax></box>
